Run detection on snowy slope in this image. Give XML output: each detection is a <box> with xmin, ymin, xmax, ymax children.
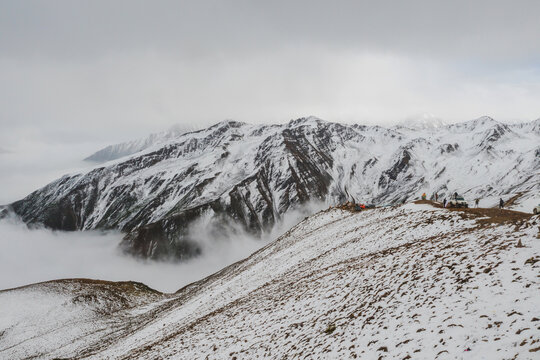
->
<box><xmin>1</xmin><ymin>203</ymin><xmax>539</xmax><ymax>359</ymax></box>
<box><xmin>4</xmin><ymin>116</ymin><xmax>540</xmax><ymax>260</ymax></box>
<box><xmin>0</xmin><ymin>279</ymin><xmax>167</xmax><ymax>359</ymax></box>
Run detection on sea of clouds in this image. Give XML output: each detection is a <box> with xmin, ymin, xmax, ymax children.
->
<box><xmin>0</xmin><ymin>142</ymin><xmax>323</xmax><ymax>292</ymax></box>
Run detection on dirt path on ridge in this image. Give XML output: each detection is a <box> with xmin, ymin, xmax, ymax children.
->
<box><xmin>414</xmin><ymin>200</ymin><xmax>535</xmax><ymax>226</ymax></box>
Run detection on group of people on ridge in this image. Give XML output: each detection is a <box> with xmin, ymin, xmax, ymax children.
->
<box><xmin>429</xmin><ymin>192</ymin><xmax>505</xmax><ymax>209</ymax></box>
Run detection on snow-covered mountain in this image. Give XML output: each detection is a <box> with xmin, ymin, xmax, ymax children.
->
<box><xmin>1</xmin><ymin>203</ymin><xmax>539</xmax><ymax>359</ymax></box>
<box><xmin>395</xmin><ymin>113</ymin><xmax>447</xmax><ymax>130</ymax></box>
<box><xmin>84</xmin><ymin>125</ymin><xmax>197</xmax><ymax>162</ymax></box>
<box><xmin>3</xmin><ymin>116</ymin><xmax>540</xmax><ymax>260</ymax></box>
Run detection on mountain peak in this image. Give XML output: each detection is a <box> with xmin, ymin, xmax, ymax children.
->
<box><xmin>287</xmin><ymin>116</ymin><xmax>326</xmax><ymax>128</ymax></box>
<box><xmin>396</xmin><ymin>113</ymin><xmax>447</xmax><ymax>130</ymax></box>
<box><xmin>446</xmin><ymin>115</ymin><xmax>502</xmax><ymax>133</ymax></box>
<box><xmin>83</xmin><ymin>128</ymin><xmax>188</xmax><ymax>163</ymax></box>
<box><xmin>211</xmin><ymin>119</ymin><xmax>247</xmax><ymax>128</ymax></box>
<box><xmin>472</xmin><ymin>115</ymin><xmax>497</xmax><ymax>124</ymax></box>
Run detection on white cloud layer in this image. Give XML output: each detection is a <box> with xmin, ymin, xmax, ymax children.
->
<box><xmin>0</xmin><ymin>217</ymin><xmax>264</xmax><ymax>293</ymax></box>
<box><xmin>0</xmin><ymin>201</ymin><xmax>323</xmax><ymax>292</ymax></box>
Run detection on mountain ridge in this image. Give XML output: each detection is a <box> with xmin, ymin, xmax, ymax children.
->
<box><xmin>83</xmin><ymin>124</ymin><xmax>202</xmax><ymax>163</ymax></box>
<box><xmin>3</xmin><ymin>116</ymin><xmax>539</xmax><ymax>260</ymax></box>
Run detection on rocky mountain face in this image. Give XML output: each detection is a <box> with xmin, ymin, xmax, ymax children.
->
<box><xmin>4</xmin><ymin>116</ymin><xmax>540</xmax><ymax>260</ymax></box>
<box><xmin>1</xmin><ymin>203</ymin><xmax>539</xmax><ymax>359</ymax></box>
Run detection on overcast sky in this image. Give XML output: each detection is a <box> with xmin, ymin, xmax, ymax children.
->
<box><xmin>1</xmin><ymin>0</ymin><xmax>540</xmax><ymax>149</ymax></box>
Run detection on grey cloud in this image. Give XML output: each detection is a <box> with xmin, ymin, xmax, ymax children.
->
<box><xmin>1</xmin><ymin>0</ymin><xmax>540</xmax><ymax>61</ymax></box>
<box><xmin>0</xmin><ymin>0</ymin><xmax>539</xmax><ymax>149</ymax></box>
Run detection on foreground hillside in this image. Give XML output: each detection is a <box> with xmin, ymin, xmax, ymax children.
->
<box><xmin>1</xmin><ymin>203</ymin><xmax>539</xmax><ymax>359</ymax></box>
<box><xmin>3</xmin><ymin>116</ymin><xmax>539</xmax><ymax>260</ymax></box>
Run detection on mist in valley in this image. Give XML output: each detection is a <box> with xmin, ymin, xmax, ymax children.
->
<box><xmin>0</xmin><ymin>152</ymin><xmax>324</xmax><ymax>293</ymax></box>
<box><xmin>0</xmin><ymin>216</ymin><xmax>261</xmax><ymax>293</ymax></box>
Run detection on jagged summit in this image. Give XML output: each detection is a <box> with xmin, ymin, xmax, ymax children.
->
<box><xmin>5</xmin><ymin>116</ymin><xmax>540</xmax><ymax>260</ymax></box>
<box><xmin>472</xmin><ymin>115</ymin><xmax>497</xmax><ymax>123</ymax></box>
<box><xmin>447</xmin><ymin>115</ymin><xmax>500</xmax><ymax>132</ymax></box>
<box><xmin>396</xmin><ymin>113</ymin><xmax>447</xmax><ymax>130</ymax></box>
<box><xmin>287</xmin><ymin>116</ymin><xmax>327</xmax><ymax>127</ymax></box>
<box><xmin>209</xmin><ymin>119</ymin><xmax>247</xmax><ymax>129</ymax></box>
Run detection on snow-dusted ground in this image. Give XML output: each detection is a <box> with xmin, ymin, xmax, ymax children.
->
<box><xmin>0</xmin><ymin>279</ymin><xmax>167</xmax><ymax>359</ymax></box>
<box><xmin>1</xmin><ymin>203</ymin><xmax>539</xmax><ymax>359</ymax></box>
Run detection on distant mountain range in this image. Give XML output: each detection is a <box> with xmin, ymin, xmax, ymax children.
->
<box><xmin>2</xmin><ymin>116</ymin><xmax>539</xmax><ymax>260</ymax></box>
<box><xmin>397</xmin><ymin>113</ymin><xmax>447</xmax><ymax>130</ymax></box>
<box><xmin>84</xmin><ymin>125</ymin><xmax>199</xmax><ymax>162</ymax></box>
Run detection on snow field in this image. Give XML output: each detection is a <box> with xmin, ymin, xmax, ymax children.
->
<box><xmin>2</xmin><ymin>203</ymin><xmax>536</xmax><ymax>359</ymax></box>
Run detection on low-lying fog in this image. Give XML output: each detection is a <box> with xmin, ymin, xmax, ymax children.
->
<box><xmin>0</xmin><ymin>142</ymin><xmax>323</xmax><ymax>293</ymax></box>
<box><xmin>0</xmin><ymin>208</ymin><xmax>321</xmax><ymax>293</ymax></box>
<box><xmin>0</xmin><ymin>216</ymin><xmax>266</xmax><ymax>293</ymax></box>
